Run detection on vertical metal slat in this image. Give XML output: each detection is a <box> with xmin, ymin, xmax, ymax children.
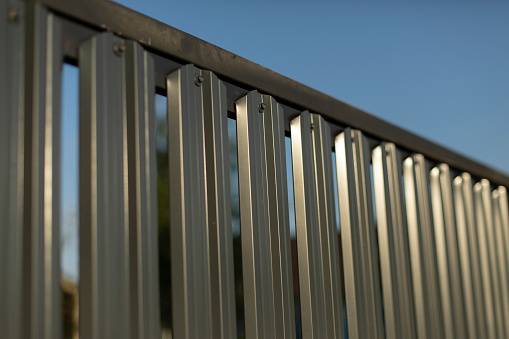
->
<box><xmin>79</xmin><ymin>32</ymin><xmax>130</xmax><ymax>339</ymax></box>
<box><xmin>429</xmin><ymin>164</ymin><xmax>467</xmax><ymax>339</ymax></box>
<box><xmin>492</xmin><ymin>188</ymin><xmax>509</xmax><ymax>338</ymax></box>
<box><xmin>0</xmin><ymin>1</ymin><xmax>25</xmax><ymax>338</ymax></box>
<box><xmin>335</xmin><ymin>128</ymin><xmax>384</xmax><ymax>339</ymax></box>
<box><xmin>498</xmin><ymin>186</ymin><xmax>509</xmax><ymax>296</ymax></box>
<box><xmin>453</xmin><ymin>173</ymin><xmax>487</xmax><ymax>339</ymax></box>
<box><xmin>479</xmin><ymin>179</ymin><xmax>507</xmax><ymax>339</ymax></box>
<box><xmin>473</xmin><ymin>182</ymin><xmax>498</xmax><ymax>339</ymax></box>
<box><xmin>372</xmin><ymin>142</ymin><xmax>416</xmax><ymax>339</ymax></box>
<box><xmin>236</xmin><ymin>90</ymin><xmax>295</xmax><ymax>339</ymax></box>
<box><xmin>167</xmin><ymin>64</ymin><xmax>209</xmax><ymax>339</ymax></box>
<box><xmin>290</xmin><ymin>112</ymin><xmax>326</xmax><ymax>339</ymax></box>
<box><xmin>20</xmin><ymin>4</ymin><xmax>63</xmax><ymax>339</ymax></box>
<box><xmin>291</xmin><ymin>112</ymin><xmax>344</xmax><ymax>339</ymax></box>
<box><xmin>497</xmin><ymin>186</ymin><xmax>509</xmax><ymax>332</ymax></box>
<box><xmin>202</xmin><ymin>70</ymin><xmax>237</xmax><ymax>339</ymax></box>
<box><xmin>124</xmin><ymin>41</ymin><xmax>161</xmax><ymax>339</ymax></box>
<box><xmin>311</xmin><ymin>114</ymin><xmax>344</xmax><ymax>339</ymax></box>
<box><xmin>167</xmin><ymin>64</ymin><xmax>237</xmax><ymax>339</ymax></box>
<box><xmin>237</xmin><ymin>90</ymin><xmax>274</xmax><ymax>339</ymax></box>
<box><xmin>403</xmin><ymin>155</ymin><xmax>443</xmax><ymax>339</ymax></box>
<box><xmin>262</xmin><ymin>95</ymin><xmax>296</xmax><ymax>339</ymax></box>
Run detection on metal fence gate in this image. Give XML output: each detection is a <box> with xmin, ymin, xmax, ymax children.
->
<box><xmin>1</xmin><ymin>0</ymin><xmax>509</xmax><ymax>338</ymax></box>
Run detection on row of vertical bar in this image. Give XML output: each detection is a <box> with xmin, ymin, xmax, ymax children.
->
<box><xmin>155</xmin><ymin>60</ymin><xmax>509</xmax><ymax>339</ymax></box>
<box><xmin>288</xmin><ymin>118</ymin><xmax>509</xmax><ymax>339</ymax></box>
<box><xmin>3</xmin><ymin>8</ymin><xmax>509</xmax><ymax>338</ymax></box>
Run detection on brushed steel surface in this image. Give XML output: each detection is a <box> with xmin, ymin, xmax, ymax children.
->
<box><xmin>473</xmin><ymin>182</ymin><xmax>498</xmax><ymax>339</ymax></box>
<box><xmin>79</xmin><ymin>32</ymin><xmax>131</xmax><ymax>339</ymax></box>
<box><xmin>453</xmin><ymin>174</ymin><xmax>486</xmax><ymax>339</ymax></box>
<box><xmin>310</xmin><ymin>114</ymin><xmax>344</xmax><ymax>339</ymax></box>
<box><xmin>202</xmin><ymin>70</ymin><xmax>237</xmax><ymax>339</ymax></box>
<box><xmin>167</xmin><ymin>64</ymin><xmax>238</xmax><ymax>339</ymax></box>
<box><xmin>403</xmin><ymin>155</ymin><xmax>444</xmax><ymax>339</ymax></box>
<box><xmin>124</xmin><ymin>40</ymin><xmax>161</xmax><ymax>339</ymax></box>
<box><xmin>19</xmin><ymin>4</ymin><xmax>63</xmax><ymax>339</ymax></box>
<box><xmin>262</xmin><ymin>95</ymin><xmax>296</xmax><ymax>339</ymax></box>
<box><xmin>497</xmin><ymin>186</ymin><xmax>509</xmax><ymax>332</ymax></box>
<box><xmin>430</xmin><ymin>164</ymin><xmax>467</xmax><ymax>339</ymax></box>
<box><xmin>290</xmin><ymin>112</ymin><xmax>326</xmax><ymax>339</ymax></box>
<box><xmin>492</xmin><ymin>188</ymin><xmax>509</xmax><ymax>338</ymax></box>
<box><xmin>480</xmin><ymin>180</ymin><xmax>507</xmax><ymax>339</ymax></box>
<box><xmin>0</xmin><ymin>0</ymin><xmax>25</xmax><ymax>337</ymax></box>
<box><xmin>372</xmin><ymin>143</ymin><xmax>416</xmax><ymax>339</ymax></box>
<box><xmin>498</xmin><ymin>186</ymin><xmax>509</xmax><ymax>296</ymax></box>
<box><xmin>335</xmin><ymin>128</ymin><xmax>384</xmax><ymax>339</ymax></box>
<box><xmin>167</xmin><ymin>64</ymin><xmax>211</xmax><ymax>339</ymax></box>
<box><xmin>236</xmin><ymin>91</ymin><xmax>295</xmax><ymax>339</ymax></box>
<box><xmin>291</xmin><ymin>112</ymin><xmax>344</xmax><ymax>339</ymax></box>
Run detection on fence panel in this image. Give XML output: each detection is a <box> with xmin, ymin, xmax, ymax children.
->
<box><xmin>4</xmin><ymin>2</ymin><xmax>509</xmax><ymax>339</ymax></box>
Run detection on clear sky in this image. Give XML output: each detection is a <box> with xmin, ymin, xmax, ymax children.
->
<box><xmin>115</xmin><ymin>0</ymin><xmax>509</xmax><ymax>173</ymax></box>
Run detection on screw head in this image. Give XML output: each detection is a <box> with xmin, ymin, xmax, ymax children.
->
<box><xmin>194</xmin><ymin>74</ymin><xmax>204</xmax><ymax>86</ymax></box>
<box><xmin>7</xmin><ymin>8</ymin><xmax>20</xmax><ymax>22</ymax></box>
<box><xmin>113</xmin><ymin>42</ymin><xmax>125</xmax><ymax>56</ymax></box>
<box><xmin>310</xmin><ymin>123</ymin><xmax>315</xmax><ymax>131</ymax></box>
<box><xmin>258</xmin><ymin>102</ymin><xmax>266</xmax><ymax>113</ymax></box>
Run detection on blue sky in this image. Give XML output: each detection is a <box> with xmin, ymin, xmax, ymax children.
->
<box><xmin>60</xmin><ymin>0</ymin><xmax>509</xmax><ymax>280</ymax></box>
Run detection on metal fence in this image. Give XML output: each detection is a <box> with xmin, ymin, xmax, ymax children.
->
<box><xmin>1</xmin><ymin>0</ymin><xmax>509</xmax><ymax>338</ymax></box>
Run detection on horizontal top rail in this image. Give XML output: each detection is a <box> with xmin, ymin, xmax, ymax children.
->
<box><xmin>37</xmin><ymin>0</ymin><xmax>509</xmax><ymax>187</ymax></box>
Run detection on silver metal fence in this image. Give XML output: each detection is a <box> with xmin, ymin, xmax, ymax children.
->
<box><xmin>1</xmin><ymin>0</ymin><xmax>509</xmax><ymax>338</ymax></box>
